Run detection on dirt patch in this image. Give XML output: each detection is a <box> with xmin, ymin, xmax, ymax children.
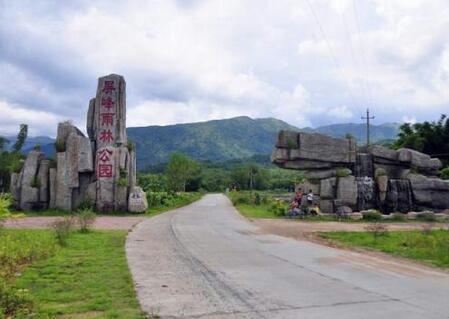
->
<box><xmin>252</xmin><ymin>219</ymin><xmax>449</xmax><ymax>241</ymax></box>
<box><xmin>3</xmin><ymin>216</ymin><xmax>146</xmax><ymax>230</ymax></box>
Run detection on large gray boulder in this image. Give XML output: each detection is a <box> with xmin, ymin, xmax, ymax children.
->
<box><xmin>336</xmin><ymin>176</ymin><xmax>358</xmax><ymax>208</ymax></box>
<box><xmin>320</xmin><ymin>177</ymin><xmax>336</xmax><ymax>199</ymax></box>
<box><xmin>407</xmin><ymin>174</ymin><xmax>449</xmax><ymax>209</ymax></box>
<box><xmin>37</xmin><ymin>160</ymin><xmax>50</xmax><ymax>205</ymax></box>
<box><xmin>128</xmin><ymin>186</ymin><xmax>148</xmax><ymax>213</ymax></box>
<box><xmin>20</xmin><ymin>150</ymin><xmax>44</xmax><ymax>210</ymax></box>
<box><xmin>55</xmin><ymin>152</ymin><xmax>72</xmax><ymax>211</ymax></box>
<box><xmin>78</xmin><ymin>137</ymin><xmax>94</xmax><ymax>173</ymax></box>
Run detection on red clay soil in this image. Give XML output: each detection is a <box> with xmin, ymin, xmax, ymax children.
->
<box><xmin>250</xmin><ymin>218</ymin><xmax>449</xmax><ymax>241</ymax></box>
<box><xmin>3</xmin><ymin>216</ymin><xmax>146</xmax><ymax>230</ymax></box>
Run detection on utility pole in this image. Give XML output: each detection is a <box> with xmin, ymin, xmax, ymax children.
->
<box><xmin>361</xmin><ymin>108</ymin><xmax>375</xmax><ymax>146</ymax></box>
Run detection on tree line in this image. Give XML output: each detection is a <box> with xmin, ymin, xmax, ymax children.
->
<box><xmin>0</xmin><ymin>124</ymin><xmax>28</xmax><ymax>192</ymax></box>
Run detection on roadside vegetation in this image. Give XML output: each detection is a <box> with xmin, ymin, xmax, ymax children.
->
<box><xmin>320</xmin><ymin>229</ymin><xmax>449</xmax><ymax>268</ymax></box>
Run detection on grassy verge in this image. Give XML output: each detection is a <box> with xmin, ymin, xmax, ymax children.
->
<box><xmin>146</xmin><ymin>192</ymin><xmax>202</xmax><ymax>217</ymax></box>
<box><xmin>320</xmin><ymin>230</ymin><xmax>449</xmax><ymax>268</ymax></box>
<box><xmin>20</xmin><ymin>192</ymin><xmax>202</xmax><ymax>217</ymax></box>
<box><xmin>1</xmin><ymin>229</ymin><xmax>145</xmax><ymax>318</ymax></box>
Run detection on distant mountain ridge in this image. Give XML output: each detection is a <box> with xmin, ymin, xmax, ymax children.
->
<box><xmin>4</xmin><ymin>117</ymin><xmax>401</xmax><ymax>170</ymax></box>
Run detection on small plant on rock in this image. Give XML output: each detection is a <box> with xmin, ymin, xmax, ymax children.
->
<box><xmin>54</xmin><ymin>139</ymin><xmax>66</xmax><ymax>153</ymax></box>
<box><xmin>30</xmin><ymin>176</ymin><xmax>41</xmax><ymax>188</ymax></box>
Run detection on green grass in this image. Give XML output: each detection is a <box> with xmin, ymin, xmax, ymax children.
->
<box><xmin>320</xmin><ymin>230</ymin><xmax>449</xmax><ymax>268</ymax></box>
<box><xmin>13</xmin><ymin>230</ymin><xmax>146</xmax><ymax>318</ymax></box>
<box><xmin>20</xmin><ymin>192</ymin><xmax>202</xmax><ymax>217</ymax></box>
<box><xmin>235</xmin><ymin>204</ymin><xmax>280</xmax><ymax>219</ymax></box>
<box><xmin>146</xmin><ymin>192</ymin><xmax>202</xmax><ymax>217</ymax></box>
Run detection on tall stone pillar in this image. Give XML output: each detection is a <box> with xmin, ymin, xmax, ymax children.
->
<box><xmin>93</xmin><ymin>74</ymin><xmax>131</xmax><ymax>212</ymax></box>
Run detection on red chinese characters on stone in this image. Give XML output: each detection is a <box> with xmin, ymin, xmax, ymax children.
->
<box><xmin>99</xmin><ymin>129</ymin><xmax>114</xmax><ymax>143</ymax></box>
<box><xmin>102</xmin><ymin>80</ymin><xmax>116</xmax><ymax>94</ymax></box>
<box><xmin>98</xmin><ymin>149</ymin><xmax>112</xmax><ymax>162</ymax></box>
<box><xmin>100</xmin><ymin>113</ymin><xmax>115</xmax><ymax>126</ymax></box>
<box><xmin>98</xmin><ymin>164</ymin><xmax>113</xmax><ymax>178</ymax></box>
<box><xmin>101</xmin><ymin>96</ymin><xmax>114</xmax><ymax>110</ymax></box>
<box><xmin>98</xmin><ymin>149</ymin><xmax>113</xmax><ymax>178</ymax></box>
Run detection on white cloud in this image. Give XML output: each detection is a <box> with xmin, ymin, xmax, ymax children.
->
<box><xmin>1</xmin><ymin>0</ymin><xmax>449</xmax><ymax>136</ymax></box>
<box><xmin>0</xmin><ymin>100</ymin><xmax>62</xmax><ymax>136</ymax></box>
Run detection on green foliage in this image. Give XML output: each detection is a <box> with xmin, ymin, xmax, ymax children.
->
<box><xmin>0</xmin><ymin>193</ymin><xmax>12</xmax><ymax>221</ymax></box>
<box><xmin>54</xmin><ymin>139</ymin><xmax>66</xmax><ymax>152</ymax></box>
<box><xmin>52</xmin><ymin>217</ymin><xmax>74</xmax><ymax>246</ymax></box>
<box><xmin>0</xmin><ymin>281</ymin><xmax>34</xmax><ymax>318</ymax></box>
<box><xmin>362</xmin><ymin>210</ymin><xmax>382</xmax><ymax>221</ymax></box>
<box><xmin>12</xmin><ymin>124</ymin><xmax>28</xmax><ymax>153</ymax></box>
<box><xmin>345</xmin><ymin>133</ymin><xmax>354</xmax><ymax>139</ymax></box>
<box><xmin>127</xmin><ymin>140</ymin><xmax>135</xmax><ymax>152</ymax></box>
<box><xmin>166</xmin><ymin>153</ymin><xmax>201</xmax><ymax>192</ymax></box>
<box><xmin>394</xmin><ymin>114</ymin><xmax>449</xmax><ymax>165</ymax></box>
<box><xmin>390</xmin><ymin>212</ymin><xmax>406</xmax><ymax>221</ymax></box>
<box><xmin>145</xmin><ymin>192</ymin><xmax>201</xmax><ymax>216</ymax></box>
<box><xmin>16</xmin><ymin>231</ymin><xmax>147</xmax><ymax>318</ymax></box>
<box><xmin>0</xmin><ymin>230</ymin><xmax>57</xmax><ymax>318</ymax></box>
<box><xmin>30</xmin><ymin>176</ymin><xmax>41</xmax><ymax>188</ymax></box>
<box><xmin>286</xmin><ymin>138</ymin><xmax>296</xmax><ymax>149</ymax></box>
<box><xmin>254</xmin><ymin>192</ymin><xmax>261</xmax><ymax>205</ymax></box>
<box><xmin>0</xmin><ymin>137</ymin><xmax>9</xmax><ymax>152</ymax></box>
<box><xmin>138</xmin><ymin>173</ymin><xmax>168</xmax><ymax>192</ymax></box>
<box><xmin>128</xmin><ymin>116</ymin><xmax>300</xmax><ymax>169</ymax></box>
<box><xmin>440</xmin><ymin>167</ymin><xmax>449</xmax><ymax>180</ymax></box>
<box><xmin>76</xmin><ymin>209</ymin><xmax>96</xmax><ymax>233</ymax></box>
<box><xmin>336</xmin><ymin>167</ymin><xmax>350</xmax><ymax>178</ymax></box>
<box><xmin>416</xmin><ymin>212</ymin><xmax>437</xmax><ymax>222</ymax></box>
<box><xmin>321</xmin><ymin>230</ymin><xmax>449</xmax><ymax>268</ymax></box>
<box><xmin>33</xmin><ymin>144</ymin><xmax>41</xmax><ymax>151</ymax></box>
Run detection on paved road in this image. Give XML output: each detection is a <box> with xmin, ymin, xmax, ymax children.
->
<box><xmin>126</xmin><ymin>194</ymin><xmax>449</xmax><ymax>319</ymax></box>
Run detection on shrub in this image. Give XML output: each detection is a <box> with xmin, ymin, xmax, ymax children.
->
<box><xmin>0</xmin><ymin>281</ymin><xmax>34</xmax><ymax>318</ymax></box>
<box><xmin>254</xmin><ymin>192</ymin><xmax>261</xmax><ymax>206</ymax></box>
<box><xmin>78</xmin><ymin>199</ymin><xmax>95</xmax><ymax>211</ymax></box>
<box><xmin>269</xmin><ymin>199</ymin><xmax>287</xmax><ymax>216</ymax></box>
<box><xmin>441</xmin><ymin>167</ymin><xmax>449</xmax><ymax>180</ymax></box>
<box><xmin>127</xmin><ymin>140</ymin><xmax>135</xmax><ymax>152</ymax></box>
<box><xmin>286</xmin><ymin>139</ymin><xmax>296</xmax><ymax>149</ymax></box>
<box><xmin>33</xmin><ymin>144</ymin><xmax>41</xmax><ymax>151</ymax></box>
<box><xmin>0</xmin><ymin>194</ymin><xmax>12</xmax><ymax>226</ymax></box>
<box><xmin>76</xmin><ymin>209</ymin><xmax>96</xmax><ymax>233</ymax></box>
<box><xmin>231</xmin><ymin>193</ymin><xmax>251</xmax><ymax>205</ymax></box>
<box><xmin>336</xmin><ymin>168</ymin><xmax>350</xmax><ymax>178</ymax></box>
<box><xmin>362</xmin><ymin>210</ymin><xmax>382</xmax><ymax>221</ymax></box>
<box><xmin>118</xmin><ymin>168</ymin><xmax>129</xmax><ymax>187</ymax></box>
<box><xmin>364</xmin><ymin>222</ymin><xmax>388</xmax><ymax>238</ymax></box>
<box><xmin>52</xmin><ymin>217</ymin><xmax>74</xmax><ymax>246</ymax></box>
<box><xmin>11</xmin><ymin>161</ymin><xmax>24</xmax><ymax>174</ymax></box>
<box><xmin>54</xmin><ymin>139</ymin><xmax>66</xmax><ymax>153</ymax></box>
<box><xmin>417</xmin><ymin>212</ymin><xmax>436</xmax><ymax>222</ymax></box>
<box><xmin>390</xmin><ymin>212</ymin><xmax>406</xmax><ymax>221</ymax></box>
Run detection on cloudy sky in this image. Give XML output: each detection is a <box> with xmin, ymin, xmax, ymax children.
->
<box><xmin>1</xmin><ymin>0</ymin><xmax>449</xmax><ymax>137</ymax></box>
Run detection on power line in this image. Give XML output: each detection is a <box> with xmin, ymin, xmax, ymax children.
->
<box><xmin>304</xmin><ymin>0</ymin><xmax>357</xmax><ymax>106</ymax></box>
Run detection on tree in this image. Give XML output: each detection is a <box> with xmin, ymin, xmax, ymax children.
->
<box><xmin>12</xmin><ymin>124</ymin><xmax>28</xmax><ymax>153</ymax></box>
<box><xmin>0</xmin><ymin>136</ymin><xmax>8</xmax><ymax>152</ymax></box>
<box><xmin>165</xmin><ymin>153</ymin><xmax>201</xmax><ymax>192</ymax></box>
<box><xmin>394</xmin><ymin>114</ymin><xmax>449</xmax><ymax>165</ymax></box>
<box><xmin>0</xmin><ymin>125</ymin><xmax>28</xmax><ymax>192</ymax></box>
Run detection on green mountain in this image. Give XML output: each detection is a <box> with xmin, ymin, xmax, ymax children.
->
<box><xmin>5</xmin><ymin>117</ymin><xmax>401</xmax><ymax>170</ymax></box>
<box><xmin>128</xmin><ymin>116</ymin><xmax>299</xmax><ymax>170</ymax></box>
<box><xmin>311</xmin><ymin>122</ymin><xmax>400</xmax><ymax>143</ymax></box>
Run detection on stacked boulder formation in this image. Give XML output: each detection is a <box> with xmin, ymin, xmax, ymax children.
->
<box><xmin>10</xmin><ymin>74</ymin><xmax>148</xmax><ymax>213</ymax></box>
<box><xmin>272</xmin><ymin>130</ymin><xmax>449</xmax><ymax>214</ymax></box>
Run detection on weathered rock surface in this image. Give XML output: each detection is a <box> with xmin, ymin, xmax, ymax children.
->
<box><xmin>336</xmin><ymin>176</ymin><xmax>358</xmax><ymax>208</ymax></box>
<box><xmin>37</xmin><ymin>160</ymin><xmax>49</xmax><ymax>204</ymax></box>
<box><xmin>128</xmin><ymin>186</ymin><xmax>148</xmax><ymax>213</ymax></box>
<box><xmin>320</xmin><ymin>178</ymin><xmax>336</xmax><ymax>199</ymax></box>
<box><xmin>273</xmin><ymin>131</ymin><xmax>449</xmax><ymax>213</ymax></box>
<box><xmin>20</xmin><ymin>150</ymin><xmax>44</xmax><ymax>210</ymax></box>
